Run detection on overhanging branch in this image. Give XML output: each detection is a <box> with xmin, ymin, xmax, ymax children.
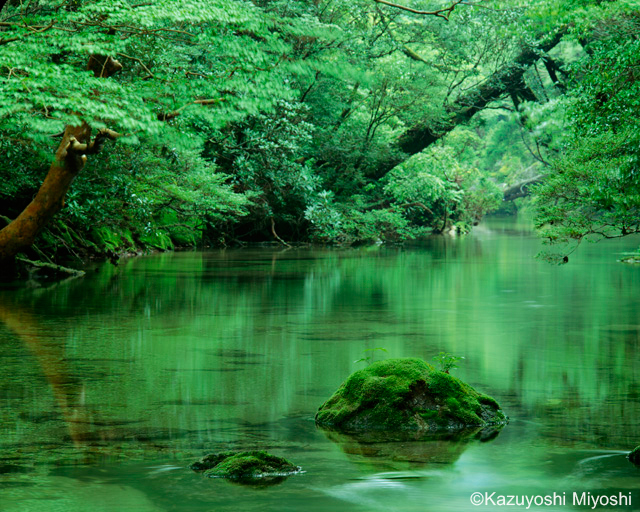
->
<box><xmin>374</xmin><ymin>0</ymin><xmax>464</xmax><ymax>20</ymax></box>
<box><xmin>158</xmin><ymin>98</ymin><xmax>225</xmax><ymax>121</ymax></box>
<box><xmin>0</xmin><ymin>19</ymin><xmax>55</xmax><ymax>46</ymax></box>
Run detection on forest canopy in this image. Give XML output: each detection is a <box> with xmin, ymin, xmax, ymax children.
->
<box><xmin>0</xmin><ymin>0</ymin><xmax>638</xmax><ymax>269</ymax></box>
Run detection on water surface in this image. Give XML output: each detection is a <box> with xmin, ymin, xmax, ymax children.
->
<box><xmin>1</xmin><ymin>216</ymin><xmax>639</xmax><ymax>511</ymax></box>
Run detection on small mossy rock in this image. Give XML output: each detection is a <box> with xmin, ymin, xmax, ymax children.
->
<box><xmin>315</xmin><ymin>358</ymin><xmax>507</xmax><ymax>431</ymax></box>
<box><xmin>629</xmin><ymin>446</ymin><xmax>640</xmax><ymax>465</ymax></box>
<box><xmin>190</xmin><ymin>452</ymin><xmax>235</xmax><ymax>472</ymax></box>
<box><xmin>190</xmin><ymin>451</ymin><xmax>300</xmax><ymax>480</ymax></box>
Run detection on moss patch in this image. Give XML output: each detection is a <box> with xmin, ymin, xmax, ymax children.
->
<box><xmin>190</xmin><ymin>451</ymin><xmax>300</xmax><ymax>480</ymax></box>
<box><xmin>158</xmin><ymin>211</ymin><xmax>202</xmax><ymax>247</ymax></box>
<box><xmin>629</xmin><ymin>446</ymin><xmax>640</xmax><ymax>465</ymax></box>
<box><xmin>315</xmin><ymin>358</ymin><xmax>507</xmax><ymax>431</ymax></box>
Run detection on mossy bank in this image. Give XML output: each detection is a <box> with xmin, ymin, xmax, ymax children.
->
<box><xmin>316</xmin><ymin>358</ymin><xmax>507</xmax><ymax>431</ymax></box>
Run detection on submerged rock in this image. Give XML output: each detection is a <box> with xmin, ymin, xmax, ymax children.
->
<box><xmin>629</xmin><ymin>446</ymin><xmax>640</xmax><ymax>465</ymax></box>
<box><xmin>190</xmin><ymin>451</ymin><xmax>301</xmax><ymax>480</ymax></box>
<box><xmin>315</xmin><ymin>358</ymin><xmax>507</xmax><ymax>431</ymax></box>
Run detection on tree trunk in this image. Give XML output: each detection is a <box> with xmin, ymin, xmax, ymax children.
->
<box><xmin>0</xmin><ymin>56</ymin><xmax>122</xmax><ymax>277</ymax></box>
<box><xmin>503</xmin><ymin>174</ymin><xmax>545</xmax><ymax>201</ymax></box>
<box><xmin>370</xmin><ymin>28</ymin><xmax>568</xmax><ymax>177</ymax></box>
<box><xmin>0</xmin><ymin>124</ymin><xmax>119</xmax><ymax>276</ymax></box>
<box><xmin>543</xmin><ymin>57</ymin><xmax>566</xmax><ymax>92</ymax></box>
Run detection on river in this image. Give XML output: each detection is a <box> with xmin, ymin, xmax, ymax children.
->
<box><xmin>1</xmin><ymin>216</ymin><xmax>639</xmax><ymax>511</ymax></box>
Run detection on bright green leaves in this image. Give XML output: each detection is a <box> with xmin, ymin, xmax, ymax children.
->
<box><xmin>570</xmin><ymin>38</ymin><xmax>640</xmax><ymax>138</ymax></box>
<box><xmin>0</xmin><ymin>0</ymin><xmax>305</xmax><ymax>253</ymax></box>
<box><xmin>0</xmin><ymin>0</ymin><xmax>302</xmax><ymax>145</ymax></box>
<box><xmin>385</xmin><ymin>146</ymin><xmax>502</xmax><ymax>233</ymax></box>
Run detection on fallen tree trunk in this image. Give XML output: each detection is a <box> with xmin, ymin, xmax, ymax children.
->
<box><xmin>371</xmin><ymin>28</ymin><xmax>568</xmax><ymax>177</ymax></box>
<box><xmin>16</xmin><ymin>257</ymin><xmax>86</xmax><ymax>277</ymax></box>
<box><xmin>503</xmin><ymin>174</ymin><xmax>545</xmax><ymax>201</ymax></box>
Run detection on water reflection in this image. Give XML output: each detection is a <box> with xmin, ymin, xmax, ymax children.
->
<box><xmin>0</xmin><ymin>299</ymin><xmax>95</xmax><ymax>447</ymax></box>
<box><xmin>318</xmin><ymin>425</ymin><xmax>504</xmax><ymax>471</ymax></box>
<box><xmin>1</xmin><ymin>216</ymin><xmax>639</xmax><ymax>511</ymax></box>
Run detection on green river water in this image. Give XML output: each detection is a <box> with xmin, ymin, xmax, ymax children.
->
<box><xmin>1</xmin><ymin>216</ymin><xmax>639</xmax><ymax>511</ymax></box>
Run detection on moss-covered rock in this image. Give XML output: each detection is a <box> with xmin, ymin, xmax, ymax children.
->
<box><xmin>190</xmin><ymin>451</ymin><xmax>300</xmax><ymax>480</ymax></box>
<box><xmin>315</xmin><ymin>358</ymin><xmax>507</xmax><ymax>431</ymax></box>
<box><xmin>629</xmin><ymin>446</ymin><xmax>640</xmax><ymax>465</ymax></box>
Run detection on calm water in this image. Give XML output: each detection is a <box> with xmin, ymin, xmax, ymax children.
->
<box><xmin>1</xmin><ymin>216</ymin><xmax>639</xmax><ymax>511</ymax></box>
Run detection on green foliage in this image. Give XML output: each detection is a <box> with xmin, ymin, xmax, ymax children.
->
<box><xmin>0</xmin><ymin>0</ymin><xmax>298</xmax><ymax>255</ymax></box>
<box><xmin>90</xmin><ymin>226</ymin><xmax>134</xmax><ymax>253</ymax></box>
<box><xmin>432</xmin><ymin>352</ymin><xmax>465</xmax><ymax>374</ymax></box>
<box><xmin>212</xmin><ymin>100</ymin><xmax>319</xmax><ymax>232</ymax></box>
<box><xmin>385</xmin><ymin>146</ymin><xmax>502</xmax><ymax>234</ymax></box>
<box><xmin>534</xmin><ymin>12</ymin><xmax>640</xmax><ymax>256</ymax></box>
<box><xmin>1</xmin><ymin>0</ymin><xmax>621</xmax><ymax>258</ymax></box>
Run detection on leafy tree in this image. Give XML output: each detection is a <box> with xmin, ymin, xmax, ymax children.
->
<box><xmin>533</xmin><ymin>8</ymin><xmax>640</xmax><ymax>262</ymax></box>
<box><xmin>384</xmin><ymin>145</ymin><xmax>502</xmax><ymax>234</ymax></box>
<box><xmin>207</xmin><ymin>100</ymin><xmax>319</xmax><ymax>241</ymax></box>
<box><xmin>0</xmin><ymin>0</ymin><xmax>324</xmax><ymax>270</ymax></box>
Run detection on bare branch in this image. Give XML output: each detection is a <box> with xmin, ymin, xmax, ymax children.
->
<box><xmin>159</xmin><ymin>98</ymin><xmax>224</xmax><ymax>121</ymax></box>
<box><xmin>116</xmin><ymin>52</ymin><xmax>154</xmax><ymax>79</ymax></box>
<box><xmin>271</xmin><ymin>218</ymin><xmax>291</xmax><ymax>247</ymax></box>
<box><xmin>0</xmin><ymin>19</ymin><xmax>54</xmax><ymax>46</ymax></box>
<box><xmin>185</xmin><ymin>71</ymin><xmax>209</xmax><ymax>79</ymax></box>
<box><xmin>87</xmin><ymin>55</ymin><xmax>123</xmax><ymax>78</ymax></box>
<box><xmin>373</xmin><ymin>0</ymin><xmax>464</xmax><ymax>20</ymax></box>
<box><xmin>399</xmin><ymin>202</ymin><xmax>435</xmax><ymax>215</ymax></box>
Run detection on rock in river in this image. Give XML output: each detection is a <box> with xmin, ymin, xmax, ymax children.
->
<box><xmin>315</xmin><ymin>358</ymin><xmax>507</xmax><ymax>431</ymax></box>
<box><xmin>190</xmin><ymin>451</ymin><xmax>301</xmax><ymax>481</ymax></box>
